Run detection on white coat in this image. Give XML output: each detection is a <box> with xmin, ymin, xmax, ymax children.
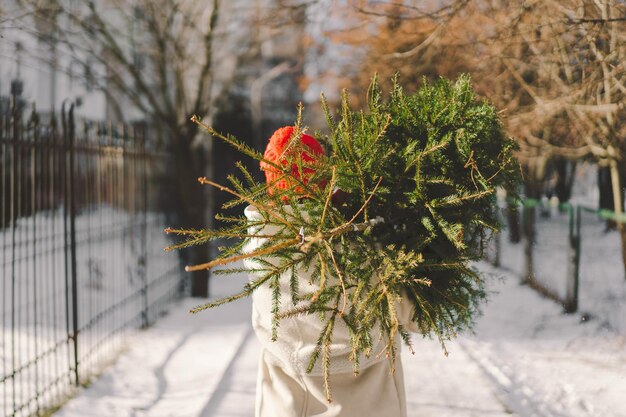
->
<box><xmin>244</xmin><ymin>205</ymin><xmax>418</xmax><ymax>417</ymax></box>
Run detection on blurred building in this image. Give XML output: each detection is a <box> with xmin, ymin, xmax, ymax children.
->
<box><xmin>0</xmin><ymin>1</ymin><xmax>109</xmax><ymax>119</ymax></box>
<box><xmin>0</xmin><ymin>0</ymin><xmax>314</xmax><ymax>123</ymax></box>
<box><xmin>211</xmin><ymin>0</ymin><xmax>308</xmax><ymax>149</ymax></box>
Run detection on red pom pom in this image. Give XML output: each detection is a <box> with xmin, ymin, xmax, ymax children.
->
<box><xmin>260</xmin><ymin>126</ymin><xmax>326</xmax><ymax>197</ymax></box>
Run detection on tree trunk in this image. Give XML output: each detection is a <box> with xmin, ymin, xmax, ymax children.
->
<box><xmin>607</xmin><ymin>148</ymin><xmax>626</xmax><ymax>280</ymax></box>
<box><xmin>211</xmin><ymin>94</ymin><xmax>257</xmax><ymax>225</ymax></box>
<box><xmin>598</xmin><ymin>165</ymin><xmax>616</xmax><ymax>230</ymax></box>
<box><xmin>522</xmin><ymin>183</ymin><xmax>540</xmax><ymax>284</ymax></box>
<box><xmin>554</xmin><ymin>157</ymin><xmax>576</xmax><ymax>206</ymax></box>
<box><xmin>506</xmin><ymin>200</ymin><xmax>521</xmax><ymax>243</ymax></box>
<box><xmin>172</xmin><ymin>128</ymin><xmax>210</xmax><ymax>297</ymax></box>
<box><xmin>523</xmin><ymin>203</ymin><xmax>535</xmax><ymax>284</ymax></box>
<box><xmin>621</xmin><ymin>228</ymin><xmax>626</xmax><ymax>281</ymax></box>
<box><xmin>522</xmin><ymin>181</ymin><xmax>544</xmax><ymax>284</ymax></box>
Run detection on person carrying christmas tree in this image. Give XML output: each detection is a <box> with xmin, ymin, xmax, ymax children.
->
<box><xmin>244</xmin><ymin>125</ymin><xmax>420</xmax><ymax>416</ymax></box>
<box><xmin>169</xmin><ymin>75</ymin><xmax>520</xmax><ymax>417</ymax></box>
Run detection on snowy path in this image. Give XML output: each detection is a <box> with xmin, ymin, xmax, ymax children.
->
<box><xmin>403</xmin><ymin>339</ymin><xmax>513</xmax><ymax>417</ymax></box>
<box><xmin>53</xmin><ymin>262</ymin><xmax>626</xmax><ymax>417</ymax></box>
<box><xmin>53</xmin><ymin>296</ymin><xmax>252</xmax><ymax>417</ymax></box>
<box><xmin>196</xmin><ymin>331</ymin><xmax>514</xmax><ymax>417</ymax></box>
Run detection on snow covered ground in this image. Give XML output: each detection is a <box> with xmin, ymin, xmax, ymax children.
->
<box><xmin>464</xmin><ymin>262</ymin><xmax>625</xmax><ymax>417</ymax></box>
<box><xmin>53</xmin><ymin>260</ymin><xmax>626</xmax><ymax>417</ymax></box>
<box><xmin>493</xmin><ymin>203</ymin><xmax>625</xmax><ymax>334</ymax></box>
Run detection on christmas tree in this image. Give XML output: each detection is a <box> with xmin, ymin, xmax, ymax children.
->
<box><xmin>166</xmin><ymin>75</ymin><xmax>520</xmax><ymax>400</ymax></box>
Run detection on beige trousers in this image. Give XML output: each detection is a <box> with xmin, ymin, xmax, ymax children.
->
<box><xmin>255</xmin><ymin>349</ymin><xmax>407</xmax><ymax>417</ymax></box>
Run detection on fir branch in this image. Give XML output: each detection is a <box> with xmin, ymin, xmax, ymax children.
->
<box><xmin>270</xmin><ymin>275</ymin><xmax>282</xmax><ymax>341</ymax></box>
<box><xmin>163</xmin><ymin>227</ymin><xmax>204</xmax><ymax>236</ymax></box>
<box><xmin>341</xmin><ymin>176</ymin><xmax>383</xmax><ymax>227</ymax></box>
<box><xmin>214</xmin><ymin>213</ymin><xmax>249</xmax><ymax>223</ymax></box>
<box><xmin>236</xmin><ymin>161</ymin><xmax>260</xmax><ymax>188</ymax></box>
<box><xmin>280</xmin><ymin>102</ymin><xmax>306</xmax><ymax>157</ymax></box>
<box><xmin>185</xmin><ymin>236</ymin><xmax>300</xmax><ymax>272</ymax></box>
<box><xmin>164</xmin><ymin>225</ymin><xmax>272</xmax><ymax>252</ymax></box>
<box><xmin>322</xmin><ymin>312</ymin><xmax>336</xmax><ymax>403</ymax></box>
<box><xmin>213</xmin><ymin>266</ymin><xmax>271</xmax><ymax>275</ymax></box>
<box><xmin>190</xmin><ymin>266</ymin><xmax>281</xmax><ymax>314</ymax></box>
<box><xmin>405</xmin><ymin>135</ymin><xmax>453</xmax><ymax>172</ymax></box>
<box><xmin>398</xmin><ymin>326</ymin><xmax>415</xmax><ymax>355</ymax></box>
<box><xmin>193</xmin><ymin>115</ymin><xmax>324</xmax><ymax>201</ymax></box>
<box><xmin>406</xmin><ymin>285</ymin><xmax>450</xmax><ymax>356</ymax></box>
<box><xmin>192</xmin><ymin>115</ymin><xmax>264</xmax><ymax>162</ymax></box>
<box><xmin>429</xmin><ymin>188</ymin><xmax>494</xmax><ymax>208</ymax></box>
<box><xmin>426</xmin><ymin>204</ymin><xmax>466</xmax><ymax>250</ymax></box>
<box><xmin>299</xmin><ymin>215</ymin><xmax>385</xmax><ymax>253</ymax></box>
<box><xmin>310</xmin><ymin>252</ymin><xmax>328</xmax><ymax>302</ymax></box>
<box><xmin>324</xmin><ymin>241</ymin><xmax>348</xmax><ymax>316</ymax></box>
<box><xmin>276</xmin><ymin>304</ymin><xmax>336</xmax><ymax>320</ymax></box>
<box><xmin>188</xmin><ymin>290</ymin><xmax>252</xmax><ymax>313</ymax></box>
<box><xmin>289</xmin><ymin>264</ymin><xmax>300</xmax><ymax>306</ymax></box>
<box><xmin>197</xmin><ymin>176</ymin><xmax>297</xmax><ymax>232</ymax></box>
<box><xmin>320</xmin><ymin>93</ymin><xmax>336</xmax><ymax>132</ymax></box>
<box><xmin>318</xmin><ymin>167</ymin><xmax>337</xmax><ymax>232</ymax></box>
<box><xmin>383</xmin><ymin>290</ymin><xmax>400</xmax><ymax>372</ymax></box>
<box><xmin>306</xmin><ymin>311</ymin><xmax>335</xmax><ymax>374</ymax></box>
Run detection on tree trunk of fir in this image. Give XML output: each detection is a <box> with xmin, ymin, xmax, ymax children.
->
<box><xmin>607</xmin><ymin>148</ymin><xmax>626</xmax><ymax>280</ymax></box>
<box><xmin>173</xmin><ymin>129</ymin><xmax>210</xmax><ymax>297</ymax></box>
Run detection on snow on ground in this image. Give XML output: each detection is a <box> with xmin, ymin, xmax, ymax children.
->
<box><xmin>52</xmin><ymin>260</ymin><xmax>626</xmax><ymax>417</ymax></box>
<box><xmin>403</xmin><ymin>337</ymin><xmax>512</xmax><ymax>417</ymax></box>
<box><xmin>52</xmin><ymin>300</ymin><xmax>253</xmax><ymax>417</ymax></box>
<box><xmin>493</xmin><ymin>203</ymin><xmax>625</xmax><ymax>334</ymax></box>
<box><xmin>464</xmin><ymin>262</ymin><xmax>626</xmax><ymax>417</ymax></box>
<box><xmin>53</xmin><ymin>270</ymin><xmax>256</xmax><ymax>417</ymax></box>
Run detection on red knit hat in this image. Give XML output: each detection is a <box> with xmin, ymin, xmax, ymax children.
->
<box><xmin>260</xmin><ymin>126</ymin><xmax>326</xmax><ymax>196</ymax></box>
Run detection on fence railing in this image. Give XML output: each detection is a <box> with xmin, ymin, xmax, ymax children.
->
<box><xmin>485</xmin><ymin>197</ymin><xmax>625</xmax><ymax>323</ymax></box>
<box><xmin>1</xmin><ymin>97</ymin><xmax>183</xmax><ymax>417</ymax></box>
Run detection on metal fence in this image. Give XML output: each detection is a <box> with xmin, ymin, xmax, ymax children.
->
<box><xmin>485</xmin><ymin>197</ymin><xmax>625</xmax><ymax>323</ymax></box>
<box><xmin>1</xmin><ymin>97</ymin><xmax>184</xmax><ymax>417</ymax></box>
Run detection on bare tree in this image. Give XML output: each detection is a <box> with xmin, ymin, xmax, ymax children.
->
<box><xmin>11</xmin><ymin>0</ymin><xmax>224</xmax><ymax>296</ymax></box>
<box><xmin>477</xmin><ymin>0</ymin><xmax>626</xmax><ymax>274</ymax></box>
<box><xmin>11</xmin><ymin>0</ymin><xmax>324</xmax><ymax>295</ymax></box>
<box><xmin>329</xmin><ymin>0</ymin><xmax>626</xmax><ymax>276</ymax></box>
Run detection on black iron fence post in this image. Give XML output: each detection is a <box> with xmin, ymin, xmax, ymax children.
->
<box><xmin>29</xmin><ymin>109</ymin><xmax>41</xmax><ymax>411</ymax></box>
<box><xmin>574</xmin><ymin>205</ymin><xmax>581</xmax><ymax>307</ymax></box>
<box><xmin>62</xmin><ymin>103</ymin><xmax>80</xmax><ymax>387</ymax></box>
<box><xmin>68</xmin><ymin>105</ymin><xmax>80</xmax><ymax>387</ymax></box>
<box><xmin>9</xmin><ymin>92</ymin><xmax>19</xmax><ymax>417</ymax></box>
<box><xmin>522</xmin><ymin>201</ymin><xmax>536</xmax><ymax>285</ymax></box>
<box><xmin>564</xmin><ymin>203</ymin><xmax>579</xmax><ymax>313</ymax></box>
<box><xmin>140</xmin><ymin>128</ymin><xmax>149</xmax><ymax>329</ymax></box>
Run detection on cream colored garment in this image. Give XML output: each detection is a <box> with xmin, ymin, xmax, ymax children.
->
<box><xmin>244</xmin><ymin>205</ymin><xmax>417</xmax><ymax>417</ymax></box>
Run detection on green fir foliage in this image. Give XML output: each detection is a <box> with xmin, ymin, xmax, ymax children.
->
<box><xmin>169</xmin><ymin>75</ymin><xmax>520</xmax><ymax>401</ymax></box>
